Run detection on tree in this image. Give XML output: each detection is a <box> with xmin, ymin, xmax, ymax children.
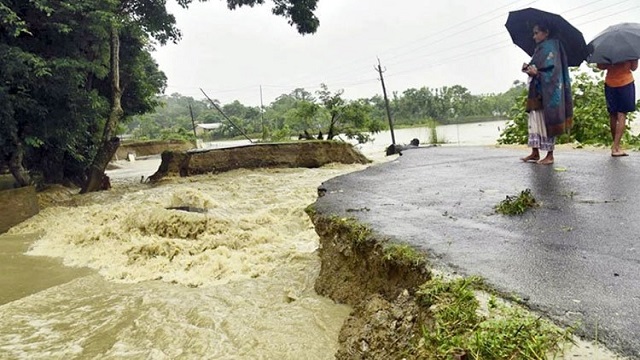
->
<box><xmin>0</xmin><ymin>0</ymin><xmax>115</xmax><ymax>186</ymax></box>
<box><xmin>316</xmin><ymin>84</ymin><xmax>382</xmax><ymax>142</ymax></box>
<box><xmin>82</xmin><ymin>0</ymin><xmax>321</xmax><ymax>192</ymax></box>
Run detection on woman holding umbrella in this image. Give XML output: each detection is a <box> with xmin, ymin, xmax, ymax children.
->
<box><xmin>596</xmin><ymin>60</ymin><xmax>638</xmax><ymax>157</ymax></box>
<box><xmin>589</xmin><ymin>23</ymin><xmax>640</xmax><ymax>156</ymax></box>
<box><xmin>520</xmin><ymin>21</ymin><xmax>574</xmax><ymax>165</ymax></box>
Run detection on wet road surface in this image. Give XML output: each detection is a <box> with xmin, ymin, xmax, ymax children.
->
<box><xmin>314</xmin><ymin>146</ymin><xmax>640</xmax><ymax>359</ymax></box>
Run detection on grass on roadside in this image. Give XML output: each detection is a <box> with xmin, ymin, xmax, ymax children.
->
<box><xmin>495</xmin><ymin>188</ymin><xmax>537</xmax><ymax>215</ymax></box>
<box><xmin>416</xmin><ymin>276</ymin><xmax>572</xmax><ymax>359</ymax></box>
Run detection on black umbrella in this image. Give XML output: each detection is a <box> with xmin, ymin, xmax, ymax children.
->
<box><xmin>505</xmin><ymin>7</ymin><xmax>589</xmax><ymax>67</ymax></box>
<box><xmin>587</xmin><ymin>22</ymin><xmax>640</xmax><ymax>64</ymax></box>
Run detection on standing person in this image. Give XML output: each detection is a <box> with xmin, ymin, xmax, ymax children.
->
<box><xmin>596</xmin><ymin>59</ymin><xmax>638</xmax><ymax>157</ymax></box>
<box><xmin>520</xmin><ymin>22</ymin><xmax>574</xmax><ymax>165</ymax></box>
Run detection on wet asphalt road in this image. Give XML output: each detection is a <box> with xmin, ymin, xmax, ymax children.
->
<box><xmin>313</xmin><ymin>146</ymin><xmax>640</xmax><ymax>359</ymax></box>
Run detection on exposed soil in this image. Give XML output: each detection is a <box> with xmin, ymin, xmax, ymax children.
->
<box><xmin>335</xmin><ymin>291</ymin><xmax>429</xmax><ymax>359</ymax></box>
<box><xmin>149</xmin><ymin>141</ymin><xmax>371</xmax><ymax>182</ymax></box>
<box><xmin>308</xmin><ymin>212</ymin><xmax>432</xmax><ymax>359</ymax></box>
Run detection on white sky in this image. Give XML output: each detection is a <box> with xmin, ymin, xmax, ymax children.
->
<box><xmin>151</xmin><ymin>0</ymin><xmax>640</xmax><ymax>107</ymax></box>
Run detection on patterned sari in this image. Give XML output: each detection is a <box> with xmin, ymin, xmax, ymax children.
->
<box><xmin>526</xmin><ymin>38</ymin><xmax>574</xmax><ymax>138</ymax></box>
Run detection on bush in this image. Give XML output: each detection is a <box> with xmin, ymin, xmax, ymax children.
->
<box><xmin>498</xmin><ymin>66</ymin><xmax>639</xmax><ymax>147</ymax></box>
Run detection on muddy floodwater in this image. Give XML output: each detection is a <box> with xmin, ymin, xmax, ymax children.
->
<box><xmin>0</xmin><ymin>122</ymin><xmax>518</xmax><ymax>359</ymax></box>
<box><xmin>1</xmin><ymin>161</ymin><xmax>382</xmax><ymax>359</ymax></box>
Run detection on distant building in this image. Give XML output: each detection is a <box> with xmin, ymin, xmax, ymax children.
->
<box><xmin>195</xmin><ymin>123</ymin><xmax>223</xmax><ymax>136</ymax></box>
<box><xmin>117</xmin><ymin>134</ymin><xmax>134</xmax><ymax>141</ymax></box>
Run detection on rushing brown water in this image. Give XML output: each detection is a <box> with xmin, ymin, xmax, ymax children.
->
<box><xmin>1</xmin><ymin>159</ymin><xmax>384</xmax><ymax>359</ymax></box>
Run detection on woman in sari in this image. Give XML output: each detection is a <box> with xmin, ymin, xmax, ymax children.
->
<box><xmin>520</xmin><ymin>22</ymin><xmax>574</xmax><ymax>165</ymax></box>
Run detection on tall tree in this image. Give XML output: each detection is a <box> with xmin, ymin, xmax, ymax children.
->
<box><xmin>82</xmin><ymin>0</ymin><xmax>321</xmax><ymax>192</ymax></box>
<box><xmin>316</xmin><ymin>84</ymin><xmax>382</xmax><ymax>142</ymax></box>
<box><xmin>0</xmin><ymin>0</ymin><xmax>115</xmax><ymax>186</ymax></box>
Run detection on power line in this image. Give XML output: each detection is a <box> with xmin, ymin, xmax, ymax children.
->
<box><xmin>382</xmin><ymin>2</ymin><xmax>640</xmax><ymax>81</ymax></box>
<box><xmin>261</xmin><ymin>0</ymin><xmax>623</xmax><ymax>93</ymax></box>
<box><xmin>569</xmin><ymin>0</ymin><xmax>635</xmax><ymax>21</ymax></box>
<box><xmin>575</xmin><ymin>4</ymin><xmax>640</xmax><ymax>27</ymax></box>
<box><xmin>268</xmin><ymin>0</ymin><xmax>539</xmax><ymax>89</ymax></box>
<box><xmin>165</xmin><ymin>0</ymin><xmax>640</xmax><ymax>104</ymax></box>
<box><xmin>378</xmin><ymin>11</ymin><xmax>640</xmax><ymax>93</ymax></box>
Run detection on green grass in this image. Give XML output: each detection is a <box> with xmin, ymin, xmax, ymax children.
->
<box><xmin>416</xmin><ymin>276</ymin><xmax>572</xmax><ymax>359</ymax></box>
<box><xmin>382</xmin><ymin>243</ymin><xmax>426</xmax><ymax>267</ymax></box>
<box><xmin>327</xmin><ymin>216</ymin><xmax>374</xmax><ymax>245</ymax></box>
<box><xmin>495</xmin><ymin>189</ymin><xmax>537</xmax><ymax>215</ymax></box>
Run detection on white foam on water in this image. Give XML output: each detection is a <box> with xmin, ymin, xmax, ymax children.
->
<box><xmin>1</xmin><ymin>144</ymin><xmax>394</xmax><ymax>359</ymax></box>
<box><xmin>10</xmin><ymin>164</ymin><xmax>376</xmax><ymax>289</ymax></box>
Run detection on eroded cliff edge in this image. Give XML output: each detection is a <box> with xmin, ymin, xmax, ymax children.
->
<box><xmin>306</xmin><ymin>211</ymin><xmax>434</xmax><ymax>359</ymax></box>
<box><xmin>148</xmin><ymin>141</ymin><xmax>370</xmax><ymax>181</ymax></box>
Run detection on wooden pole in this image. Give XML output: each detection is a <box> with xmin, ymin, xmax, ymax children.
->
<box><xmin>260</xmin><ymin>85</ymin><xmax>266</xmax><ymax>141</ymax></box>
<box><xmin>189</xmin><ymin>103</ymin><xmax>197</xmax><ymax>139</ymax></box>
<box><xmin>375</xmin><ymin>58</ymin><xmax>396</xmax><ymax>145</ymax></box>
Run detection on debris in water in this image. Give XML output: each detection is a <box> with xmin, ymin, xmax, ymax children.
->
<box><xmin>165</xmin><ymin>206</ymin><xmax>208</xmax><ymax>213</ymax></box>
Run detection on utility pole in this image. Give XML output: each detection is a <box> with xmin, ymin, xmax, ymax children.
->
<box><xmin>260</xmin><ymin>85</ymin><xmax>267</xmax><ymax>141</ymax></box>
<box><xmin>188</xmin><ymin>103</ymin><xmax>197</xmax><ymax>139</ymax></box>
<box><xmin>375</xmin><ymin>57</ymin><xmax>396</xmax><ymax>146</ymax></box>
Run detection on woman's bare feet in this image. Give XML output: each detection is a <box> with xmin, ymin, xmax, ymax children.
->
<box><xmin>520</xmin><ymin>154</ymin><xmax>540</xmax><ymax>162</ymax></box>
<box><xmin>537</xmin><ymin>156</ymin><xmax>554</xmax><ymax>165</ymax></box>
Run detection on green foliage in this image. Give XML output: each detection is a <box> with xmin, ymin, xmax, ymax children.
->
<box><xmin>417</xmin><ymin>276</ymin><xmax>571</xmax><ymax>359</ymax></box>
<box><xmin>0</xmin><ymin>0</ymin><xmax>118</xmax><ymax>184</ymax></box>
<box><xmin>498</xmin><ymin>66</ymin><xmax>639</xmax><ymax>146</ymax></box>
<box><xmin>496</xmin><ymin>88</ymin><xmax>529</xmax><ymax>145</ymax></box>
<box><xmin>1</xmin><ymin>0</ymin><xmax>322</xmax><ymax>187</ymax></box>
<box><xmin>495</xmin><ymin>189</ymin><xmax>537</xmax><ymax>215</ymax></box>
<box><xmin>226</xmin><ymin>0</ymin><xmax>319</xmax><ymax>34</ymax></box>
<box><xmin>382</xmin><ymin>244</ymin><xmax>426</xmax><ymax>267</ymax></box>
<box><xmin>327</xmin><ymin>216</ymin><xmax>373</xmax><ymax>245</ymax></box>
<box><xmin>391</xmin><ymin>83</ymin><xmax>523</xmax><ymax>126</ymax></box>
<box><xmin>128</xmin><ymin>79</ymin><xmax>523</xmax><ymax>146</ymax></box>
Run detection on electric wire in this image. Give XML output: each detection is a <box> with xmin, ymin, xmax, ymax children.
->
<box><xmin>164</xmin><ymin>0</ymin><xmax>639</xmax><ymax>103</ymax></box>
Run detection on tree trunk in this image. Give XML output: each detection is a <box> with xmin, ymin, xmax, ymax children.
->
<box><xmin>7</xmin><ymin>136</ymin><xmax>31</xmax><ymax>187</ymax></box>
<box><xmin>81</xmin><ymin>23</ymin><xmax>122</xmax><ymax>193</ymax></box>
<box><xmin>327</xmin><ymin>114</ymin><xmax>338</xmax><ymax>140</ymax></box>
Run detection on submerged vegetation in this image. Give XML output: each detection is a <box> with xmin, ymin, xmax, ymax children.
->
<box><xmin>495</xmin><ymin>189</ymin><xmax>537</xmax><ymax>215</ymax></box>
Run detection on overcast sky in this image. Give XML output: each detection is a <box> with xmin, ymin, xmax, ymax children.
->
<box><xmin>151</xmin><ymin>0</ymin><xmax>640</xmax><ymax>107</ymax></box>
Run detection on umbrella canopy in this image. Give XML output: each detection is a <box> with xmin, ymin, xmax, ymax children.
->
<box><xmin>587</xmin><ymin>22</ymin><xmax>640</xmax><ymax>64</ymax></box>
<box><xmin>505</xmin><ymin>7</ymin><xmax>589</xmax><ymax>67</ymax></box>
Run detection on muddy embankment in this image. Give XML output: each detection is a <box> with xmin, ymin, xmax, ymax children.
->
<box><xmin>0</xmin><ymin>185</ymin><xmax>40</xmax><ymax>234</ymax></box>
<box><xmin>306</xmin><ymin>212</ymin><xmax>433</xmax><ymax>359</ymax></box>
<box><xmin>148</xmin><ymin>141</ymin><xmax>370</xmax><ymax>181</ymax></box>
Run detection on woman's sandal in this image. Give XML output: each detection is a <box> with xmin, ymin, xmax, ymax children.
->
<box><xmin>611</xmin><ymin>152</ymin><xmax>629</xmax><ymax>157</ymax></box>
